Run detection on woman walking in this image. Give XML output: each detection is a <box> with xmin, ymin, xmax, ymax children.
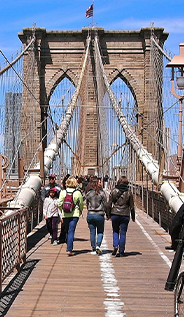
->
<box><xmin>85</xmin><ymin>179</ymin><xmax>108</xmax><ymax>255</ymax></box>
<box><xmin>58</xmin><ymin>176</ymin><xmax>83</xmax><ymax>256</ymax></box>
<box><xmin>107</xmin><ymin>176</ymin><xmax>135</xmax><ymax>257</ymax></box>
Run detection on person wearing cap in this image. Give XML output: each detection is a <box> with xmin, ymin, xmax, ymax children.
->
<box><xmin>41</xmin><ymin>174</ymin><xmax>62</xmax><ymax>202</ymax></box>
<box><xmin>43</xmin><ymin>187</ymin><xmax>63</xmax><ymax>246</ymax></box>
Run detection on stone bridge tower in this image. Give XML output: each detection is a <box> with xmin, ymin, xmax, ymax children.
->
<box><xmin>18</xmin><ymin>27</ymin><xmax>168</xmax><ymax>176</ymax></box>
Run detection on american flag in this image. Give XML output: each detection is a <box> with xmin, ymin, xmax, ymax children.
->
<box><xmin>86</xmin><ymin>4</ymin><xmax>93</xmax><ymax>18</ymax></box>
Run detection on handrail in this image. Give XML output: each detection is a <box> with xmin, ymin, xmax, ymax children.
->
<box><xmin>0</xmin><ymin>207</ymin><xmax>28</xmax><ymax>296</ymax></box>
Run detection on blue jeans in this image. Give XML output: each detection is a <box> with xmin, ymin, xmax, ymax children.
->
<box><xmin>63</xmin><ymin>217</ymin><xmax>79</xmax><ymax>252</ymax></box>
<box><xmin>111</xmin><ymin>215</ymin><xmax>130</xmax><ymax>254</ymax></box>
<box><xmin>87</xmin><ymin>214</ymin><xmax>105</xmax><ymax>250</ymax></box>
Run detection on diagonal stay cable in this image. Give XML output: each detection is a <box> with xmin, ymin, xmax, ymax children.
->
<box><xmin>0</xmin><ymin>46</ymin><xmax>40</xmax><ymax>106</ymax></box>
<box><xmin>0</xmin><ymin>37</ymin><xmax>35</xmax><ymax>75</ymax></box>
<box><xmin>94</xmin><ymin>33</ymin><xmax>184</xmax><ymax>213</ymax></box>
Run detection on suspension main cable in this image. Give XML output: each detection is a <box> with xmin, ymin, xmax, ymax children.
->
<box><xmin>0</xmin><ymin>37</ymin><xmax>35</xmax><ymax>76</ymax></box>
<box><xmin>94</xmin><ymin>33</ymin><xmax>184</xmax><ymax>213</ymax></box>
<box><xmin>38</xmin><ymin>35</ymin><xmax>92</xmax><ymax>176</ymax></box>
<box><xmin>94</xmin><ymin>35</ymin><xmax>156</xmax><ymax>167</ymax></box>
<box><xmin>151</xmin><ymin>36</ymin><xmax>172</xmax><ymax>62</ymax></box>
<box><xmin>0</xmin><ymin>48</ymin><xmax>40</xmax><ymax>106</ymax></box>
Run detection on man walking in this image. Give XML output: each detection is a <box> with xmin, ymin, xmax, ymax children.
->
<box><xmin>41</xmin><ymin>174</ymin><xmax>62</xmax><ymax>201</ymax></box>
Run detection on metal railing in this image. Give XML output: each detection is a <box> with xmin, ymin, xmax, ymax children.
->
<box><xmin>132</xmin><ymin>183</ymin><xmax>176</xmax><ymax>232</ymax></box>
<box><xmin>0</xmin><ymin>193</ymin><xmax>43</xmax><ymax>296</ymax></box>
<box><xmin>108</xmin><ymin>179</ymin><xmax>176</xmax><ymax>232</ymax></box>
<box><xmin>0</xmin><ymin>207</ymin><xmax>28</xmax><ymax>295</ymax></box>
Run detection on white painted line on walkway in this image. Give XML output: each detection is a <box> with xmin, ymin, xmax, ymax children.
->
<box><xmin>136</xmin><ymin>218</ymin><xmax>172</xmax><ymax>268</ymax></box>
<box><xmin>100</xmin><ymin>236</ymin><xmax>126</xmax><ymax>317</ymax></box>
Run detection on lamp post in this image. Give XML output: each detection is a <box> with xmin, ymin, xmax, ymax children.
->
<box><xmin>166</xmin><ymin>43</ymin><xmax>184</xmax><ymax>167</ymax></box>
<box><xmin>110</xmin><ymin>142</ymin><xmax>118</xmax><ymax>180</ymax></box>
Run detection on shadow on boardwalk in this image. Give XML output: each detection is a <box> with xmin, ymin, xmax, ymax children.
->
<box><xmin>0</xmin><ymin>260</ymin><xmax>39</xmax><ymax>317</ymax></box>
<box><xmin>0</xmin><ymin>225</ymin><xmax>48</xmax><ymax>316</ymax></box>
<box><xmin>0</xmin><ymin>209</ymin><xmax>174</xmax><ymax>316</ymax></box>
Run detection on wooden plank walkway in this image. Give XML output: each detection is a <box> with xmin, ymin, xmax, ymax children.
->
<box><xmin>0</xmin><ymin>208</ymin><xmax>175</xmax><ymax>317</ymax></box>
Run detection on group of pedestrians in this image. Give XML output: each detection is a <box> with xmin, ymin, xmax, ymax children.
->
<box><xmin>41</xmin><ymin>173</ymin><xmax>135</xmax><ymax>257</ymax></box>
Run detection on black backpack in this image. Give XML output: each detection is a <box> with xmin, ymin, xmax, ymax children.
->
<box><xmin>169</xmin><ymin>203</ymin><xmax>184</xmax><ymax>250</ymax></box>
<box><xmin>62</xmin><ymin>190</ymin><xmax>76</xmax><ymax>213</ymax></box>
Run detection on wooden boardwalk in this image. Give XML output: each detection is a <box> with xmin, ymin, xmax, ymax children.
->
<box><xmin>0</xmin><ymin>208</ymin><xmax>175</xmax><ymax>317</ymax></box>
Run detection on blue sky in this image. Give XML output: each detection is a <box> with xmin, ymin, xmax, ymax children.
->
<box><xmin>0</xmin><ymin>0</ymin><xmax>184</xmax><ymax>58</ymax></box>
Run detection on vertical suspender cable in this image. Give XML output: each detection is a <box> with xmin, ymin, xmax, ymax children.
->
<box><xmin>8</xmin><ymin>36</ymin><xmax>91</xmax><ymax>209</ymax></box>
<box><xmin>94</xmin><ymin>34</ymin><xmax>184</xmax><ymax>213</ymax></box>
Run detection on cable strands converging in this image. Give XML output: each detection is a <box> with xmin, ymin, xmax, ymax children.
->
<box><xmin>94</xmin><ymin>34</ymin><xmax>184</xmax><ymax>213</ymax></box>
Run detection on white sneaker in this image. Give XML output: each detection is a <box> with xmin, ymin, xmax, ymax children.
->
<box><xmin>96</xmin><ymin>246</ymin><xmax>102</xmax><ymax>255</ymax></box>
<box><xmin>48</xmin><ymin>235</ymin><xmax>52</xmax><ymax>239</ymax></box>
<box><xmin>52</xmin><ymin>240</ymin><xmax>58</xmax><ymax>246</ymax></box>
<box><xmin>91</xmin><ymin>250</ymin><xmax>96</xmax><ymax>255</ymax></box>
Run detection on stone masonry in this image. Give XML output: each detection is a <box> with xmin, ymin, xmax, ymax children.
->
<box><xmin>18</xmin><ymin>27</ymin><xmax>168</xmax><ymax>175</ymax></box>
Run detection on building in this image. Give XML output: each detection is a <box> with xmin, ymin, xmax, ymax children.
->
<box><xmin>4</xmin><ymin>92</ymin><xmax>22</xmax><ymax>175</ymax></box>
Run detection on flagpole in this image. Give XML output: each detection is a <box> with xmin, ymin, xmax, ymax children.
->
<box><xmin>92</xmin><ymin>0</ymin><xmax>94</xmax><ymax>25</ymax></box>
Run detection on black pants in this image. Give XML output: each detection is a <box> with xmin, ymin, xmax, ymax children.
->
<box><xmin>59</xmin><ymin>222</ymin><xmax>66</xmax><ymax>243</ymax></box>
<box><xmin>46</xmin><ymin>217</ymin><xmax>58</xmax><ymax>240</ymax></box>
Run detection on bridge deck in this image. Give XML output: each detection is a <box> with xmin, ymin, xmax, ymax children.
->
<box><xmin>1</xmin><ymin>208</ymin><xmax>175</xmax><ymax>317</ymax></box>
